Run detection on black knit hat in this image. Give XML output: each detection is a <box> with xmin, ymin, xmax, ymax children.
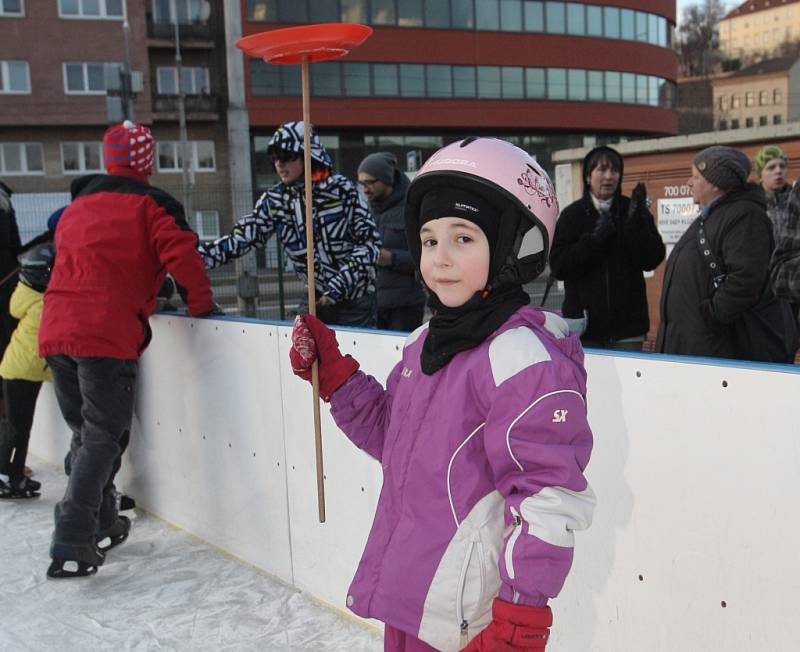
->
<box><xmin>417</xmin><ymin>186</ymin><xmax>500</xmax><ymax>256</ymax></box>
<box><xmin>693</xmin><ymin>146</ymin><xmax>751</xmax><ymax>191</ymax></box>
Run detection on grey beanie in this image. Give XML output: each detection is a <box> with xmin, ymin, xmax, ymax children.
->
<box><xmin>693</xmin><ymin>146</ymin><xmax>751</xmax><ymax>191</ymax></box>
<box><xmin>358</xmin><ymin>152</ymin><xmax>397</xmax><ymax>185</ymax></box>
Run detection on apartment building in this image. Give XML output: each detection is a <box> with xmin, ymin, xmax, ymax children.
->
<box><xmin>719</xmin><ymin>0</ymin><xmax>800</xmax><ymax>60</ymax></box>
<box><xmin>712</xmin><ymin>55</ymin><xmax>800</xmax><ymax>130</ymax></box>
<box><xmin>0</xmin><ymin>0</ymin><xmax>230</xmax><ymax>242</ymax></box>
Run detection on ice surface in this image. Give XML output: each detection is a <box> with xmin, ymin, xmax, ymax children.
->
<box><xmin>0</xmin><ymin>458</ymin><xmax>382</xmax><ymax>652</ymax></box>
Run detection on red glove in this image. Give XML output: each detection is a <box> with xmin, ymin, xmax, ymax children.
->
<box><xmin>289</xmin><ymin>314</ymin><xmax>359</xmax><ymax>401</ymax></box>
<box><xmin>461</xmin><ymin>600</ymin><xmax>552</xmax><ymax>651</ymax></box>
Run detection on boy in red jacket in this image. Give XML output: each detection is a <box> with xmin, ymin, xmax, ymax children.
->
<box><xmin>39</xmin><ymin>121</ymin><xmax>218</xmax><ymax>579</ymax></box>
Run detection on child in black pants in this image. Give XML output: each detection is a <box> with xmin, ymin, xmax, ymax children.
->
<box><xmin>0</xmin><ymin>243</ymin><xmax>54</xmax><ymax>498</ymax></box>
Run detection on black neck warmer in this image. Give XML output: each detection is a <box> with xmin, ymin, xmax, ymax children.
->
<box><xmin>421</xmin><ymin>284</ymin><xmax>529</xmax><ymax>375</ymax></box>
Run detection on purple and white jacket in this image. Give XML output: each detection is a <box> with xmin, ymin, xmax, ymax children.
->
<box><xmin>330</xmin><ymin>306</ymin><xmax>595</xmax><ymax>652</ymax></box>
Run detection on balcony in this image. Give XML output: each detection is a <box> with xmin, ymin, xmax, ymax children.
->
<box><xmin>152</xmin><ymin>94</ymin><xmax>221</xmax><ymax>120</ymax></box>
<box><xmin>147</xmin><ymin>20</ymin><xmax>213</xmax><ymax>48</ymax></box>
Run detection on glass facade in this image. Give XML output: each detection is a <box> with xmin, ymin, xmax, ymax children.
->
<box><xmin>246</xmin><ymin>0</ymin><xmax>672</xmax><ymax>47</ymax></box>
<box><xmin>250</xmin><ymin>59</ymin><xmax>676</xmax><ymax>109</ymax></box>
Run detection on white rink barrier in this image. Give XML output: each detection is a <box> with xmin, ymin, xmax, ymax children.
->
<box><xmin>30</xmin><ymin>314</ymin><xmax>800</xmax><ymax>651</ymax></box>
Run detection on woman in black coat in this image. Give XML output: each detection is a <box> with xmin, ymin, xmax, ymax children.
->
<box><xmin>656</xmin><ymin>146</ymin><xmax>773</xmax><ymax>359</ymax></box>
<box><xmin>550</xmin><ymin>146</ymin><xmax>665</xmax><ymax>349</ymax></box>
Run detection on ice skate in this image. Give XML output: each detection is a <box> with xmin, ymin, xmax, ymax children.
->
<box><xmin>96</xmin><ymin>515</ymin><xmax>131</xmax><ymax>553</ymax></box>
<box><xmin>47</xmin><ymin>542</ymin><xmax>105</xmax><ymax>579</ymax></box>
<box><xmin>0</xmin><ymin>475</ymin><xmax>40</xmax><ymax>499</ymax></box>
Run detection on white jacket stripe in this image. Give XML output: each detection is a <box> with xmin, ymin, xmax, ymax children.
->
<box><xmin>519</xmin><ymin>485</ymin><xmax>597</xmax><ymax>548</ymax></box>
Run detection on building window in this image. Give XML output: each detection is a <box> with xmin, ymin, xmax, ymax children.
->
<box><xmin>371</xmin><ymin>0</ymin><xmax>396</xmax><ymax>24</ymax></box>
<box><xmin>774</xmin><ymin>89</ymin><xmax>783</xmax><ymax>104</ymax></box>
<box><xmin>719</xmin><ymin>120</ymin><xmax>728</xmax><ymax>130</ymax></box>
<box><xmin>603</xmin><ymin>6</ymin><xmax>620</xmax><ymax>39</ymax></box>
<box><xmin>587</xmin><ymin>70</ymin><xmax>604</xmax><ymax>100</ymax></box>
<box><xmin>759</xmin><ymin>90</ymin><xmax>768</xmax><ymax>105</ymax></box>
<box><xmin>500</xmin><ymin>0</ymin><xmax>523</xmax><ymax>32</ymax></box>
<box><xmin>745</xmin><ymin>117</ymin><xmax>753</xmax><ymax>128</ymax></box>
<box><xmin>719</xmin><ymin>95</ymin><xmax>728</xmax><ymax>111</ymax></box>
<box><xmin>478</xmin><ymin>65</ymin><xmax>502</xmax><ymax>98</ymax></box>
<box><xmin>399</xmin><ymin>63</ymin><xmax>425</xmax><ymax>96</ymax></box>
<box><xmin>341</xmin><ymin>0</ymin><xmax>367</xmax><ymax>23</ymax></box>
<box><xmin>452</xmin><ymin>0</ymin><xmax>475</xmax><ymax>28</ymax></box>
<box><xmin>475</xmin><ymin>0</ymin><xmax>500</xmax><ymax>30</ymax></box>
<box><xmin>397</xmin><ymin>0</ymin><xmax>423</xmax><ymax>27</ymax></box>
<box><xmin>774</xmin><ymin>114</ymin><xmax>782</xmax><ymax>124</ymax></box>
<box><xmin>249</xmin><ymin>59</ymin><xmax>676</xmax><ymax>109</ymax></box>
<box><xmin>59</xmin><ymin>0</ymin><xmax>123</xmax><ymax>18</ymax></box>
<box><xmin>156</xmin><ymin>66</ymin><xmax>210</xmax><ymax>95</ymax></box>
<box><xmin>0</xmin><ymin>142</ymin><xmax>43</xmax><ymax>175</ymax></box>
<box><xmin>372</xmin><ymin>63</ymin><xmax>398</xmax><ymax>96</ymax></box>
<box><xmin>152</xmin><ymin>0</ymin><xmax>208</xmax><ymax>24</ymax></box>
<box><xmin>547</xmin><ymin>67</ymin><xmax>567</xmax><ymax>100</ymax></box>
<box><xmin>566</xmin><ymin>2</ymin><xmax>586</xmax><ymax>36</ymax></box>
<box><xmin>732</xmin><ymin>94</ymin><xmax>740</xmax><ymax>109</ymax></box>
<box><xmin>157</xmin><ymin>141</ymin><xmax>216</xmax><ymax>172</ymax></box>
<box><xmin>567</xmin><ymin>68</ymin><xmax>586</xmax><ymax>100</ymax></box>
<box><xmin>453</xmin><ymin>65</ymin><xmax>477</xmax><ymax>97</ymax></box>
<box><xmin>343</xmin><ymin>62</ymin><xmax>371</xmax><ymax>96</ymax></box>
<box><xmin>192</xmin><ymin>210</ymin><xmax>220</xmax><ymax>241</ymax></box>
<box><xmin>759</xmin><ymin>115</ymin><xmax>768</xmax><ymax>126</ymax></box>
<box><xmin>61</xmin><ymin>142</ymin><xmax>103</xmax><ymax>173</ymax></box>
<box><xmin>63</xmin><ymin>62</ymin><xmax>109</xmax><ymax>94</ymax></box>
<box><xmin>0</xmin><ymin>60</ymin><xmax>29</xmax><ymax>93</ymax></box>
<box><xmin>731</xmin><ymin>118</ymin><xmax>739</xmax><ymax>129</ymax></box>
<box><xmin>0</xmin><ymin>0</ymin><xmax>24</xmax><ymax>16</ymax></box>
<box><xmin>745</xmin><ymin>91</ymin><xmax>755</xmax><ymax>107</ymax></box>
<box><xmin>525</xmin><ymin>68</ymin><xmax>546</xmax><ymax>98</ymax></box>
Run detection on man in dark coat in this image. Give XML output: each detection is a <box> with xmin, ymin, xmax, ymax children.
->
<box><xmin>0</xmin><ymin>181</ymin><xmax>22</xmax><ymax>370</ymax></box>
<box><xmin>656</xmin><ymin>145</ymin><xmax>773</xmax><ymax>359</ymax></box>
<box><xmin>357</xmin><ymin>152</ymin><xmax>425</xmax><ymax>331</ymax></box>
<box><xmin>550</xmin><ymin>146</ymin><xmax>665</xmax><ymax>349</ymax></box>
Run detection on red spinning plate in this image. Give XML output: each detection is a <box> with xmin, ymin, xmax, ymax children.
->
<box><xmin>236</xmin><ymin>23</ymin><xmax>373</xmax><ymax>64</ymax></box>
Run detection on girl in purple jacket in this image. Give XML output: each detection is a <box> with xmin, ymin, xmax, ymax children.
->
<box><xmin>290</xmin><ymin>138</ymin><xmax>595</xmax><ymax>652</ymax></box>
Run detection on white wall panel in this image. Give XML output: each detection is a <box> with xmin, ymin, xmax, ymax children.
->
<box><xmin>29</xmin><ymin>315</ymin><xmax>800</xmax><ymax>650</ymax></box>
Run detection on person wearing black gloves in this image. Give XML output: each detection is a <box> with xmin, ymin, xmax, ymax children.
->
<box><xmin>550</xmin><ymin>146</ymin><xmax>666</xmax><ymax>350</ymax></box>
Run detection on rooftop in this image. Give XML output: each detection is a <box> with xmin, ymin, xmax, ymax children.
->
<box><xmin>723</xmin><ymin>0</ymin><xmax>800</xmax><ymax>20</ymax></box>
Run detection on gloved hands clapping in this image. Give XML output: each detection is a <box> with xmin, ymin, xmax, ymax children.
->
<box><xmin>626</xmin><ymin>182</ymin><xmax>650</xmax><ymax>223</ymax></box>
<box><xmin>591</xmin><ymin>210</ymin><xmax>616</xmax><ymax>243</ymax></box>
<box><xmin>461</xmin><ymin>600</ymin><xmax>552</xmax><ymax>651</ymax></box>
<box><xmin>289</xmin><ymin>314</ymin><xmax>359</xmax><ymax>401</ymax></box>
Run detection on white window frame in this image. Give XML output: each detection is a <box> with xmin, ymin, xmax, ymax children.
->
<box><xmin>0</xmin><ymin>60</ymin><xmax>30</xmax><ymax>94</ymax></box>
<box><xmin>193</xmin><ymin>210</ymin><xmax>220</xmax><ymax>241</ymax></box>
<box><xmin>156</xmin><ymin>140</ymin><xmax>216</xmax><ymax>173</ymax></box>
<box><xmin>63</xmin><ymin>61</ymin><xmax>112</xmax><ymax>95</ymax></box>
<box><xmin>58</xmin><ymin>0</ymin><xmax>124</xmax><ymax>20</ymax></box>
<box><xmin>156</xmin><ymin>66</ymin><xmax>210</xmax><ymax>95</ymax></box>
<box><xmin>0</xmin><ymin>0</ymin><xmax>24</xmax><ymax>17</ymax></box>
<box><xmin>0</xmin><ymin>142</ymin><xmax>44</xmax><ymax>176</ymax></box>
<box><xmin>60</xmin><ymin>142</ymin><xmax>103</xmax><ymax>174</ymax></box>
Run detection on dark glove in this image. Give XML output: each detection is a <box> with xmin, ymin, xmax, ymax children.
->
<box><xmin>196</xmin><ymin>301</ymin><xmax>224</xmax><ymax>317</ymax></box>
<box><xmin>700</xmin><ymin>298</ymin><xmax>725</xmax><ymax>334</ymax></box>
<box><xmin>461</xmin><ymin>600</ymin><xmax>552</xmax><ymax>651</ymax></box>
<box><xmin>591</xmin><ymin>210</ymin><xmax>616</xmax><ymax>243</ymax></box>
<box><xmin>289</xmin><ymin>314</ymin><xmax>359</xmax><ymax>401</ymax></box>
<box><xmin>626</xmin><ymin>182</ymin><xmax>650</xmax><ymax>223</ymax></box>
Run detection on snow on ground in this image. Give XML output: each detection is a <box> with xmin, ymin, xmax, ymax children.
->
<box><xmin>0</xmin><ymin>458</ymin><xmax>382</xmax><ymax>652</ymax></box>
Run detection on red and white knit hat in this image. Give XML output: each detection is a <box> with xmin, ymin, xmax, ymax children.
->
<box><xmin>103</xmin><ymin>120</ymin><xmax>155</xmax><ymax>176</ymax></box>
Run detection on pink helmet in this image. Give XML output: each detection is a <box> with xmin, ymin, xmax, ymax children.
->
<box><xmin>405</xmin><ymin>137</ymin><xmax>558</xmax><ymax>286</ymax></box>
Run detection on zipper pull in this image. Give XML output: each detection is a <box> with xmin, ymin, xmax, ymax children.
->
<box><xmin>460</xmin><ymin>619</ymin><xmax>469</xmax><ymax>644</ymax></box>
<box><xmin>510</xmin><ymin>505</ymin><xmax>522</xmax><ymax>526</ymax></box>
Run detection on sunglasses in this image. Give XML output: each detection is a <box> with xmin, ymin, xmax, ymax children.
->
<box><xmin>271</xmin><ymin>152</ymin><xmax>299</xmax><ymax>164</ymax></box>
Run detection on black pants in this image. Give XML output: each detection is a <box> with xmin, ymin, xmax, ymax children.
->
<box><xmin>0</xmin><ymin>378</ymin><xmax>42</xmax><ymax>478</ymax></box>
<box><xmin>377</xmin><ymin>303</ymin><xmax>425</xmax><ymax>332</ymax></box>
<box><xmin>47</xmin><ymin>355</ymin><xmax>137</xmax><ymax>545</ymax></box>
<box><xmin>296</xmin><ymin>291</ymin><xmax>377</xmax><ymax>328</ymax></box>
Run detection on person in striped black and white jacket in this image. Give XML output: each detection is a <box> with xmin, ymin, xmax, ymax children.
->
<box><xmin>199</xmin><ymin>120</ymin><xmax>381</xmax><ymax>327</ymax></box>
